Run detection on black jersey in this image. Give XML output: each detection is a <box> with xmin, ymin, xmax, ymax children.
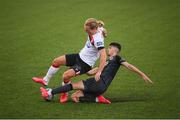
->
<box><xmin>100</xmin><ymin>55</ymin><xmax>126</xmax><ymax>87</ymax></box>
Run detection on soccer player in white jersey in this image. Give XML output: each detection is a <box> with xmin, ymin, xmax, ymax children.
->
<box><xmin>32</xmin><ymin>18</ymin><xmax>107</xmax><ymax>103</ymax></box>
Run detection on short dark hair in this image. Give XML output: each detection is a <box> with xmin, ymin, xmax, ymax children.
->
<box><xmin>109</xmin><ymin>42</ymin><xmax>121</xmax><ymax>51</ymax></box>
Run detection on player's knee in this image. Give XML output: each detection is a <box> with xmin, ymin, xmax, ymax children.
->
<box><xmin>52</xmin><ymin>58</ymin><xmax>61</xmax><ymax>68</ymax></box>
<box><xmin>52</xmin><ymin>56</ymin><xmax>66</xmax><ymax>68</ymax></box>
<box><xmin>62</xmin><ymin>71</ymin><xmax>73</xmax><ymax>81</ymax></box>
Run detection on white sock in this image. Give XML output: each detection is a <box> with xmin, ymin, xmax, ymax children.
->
<box><xmin>46</xmin><ymin>88</ymin><xmax>53</xmax><ymax>100</ymax></box>
<box><xmin>43</xmin><ymin>66</ymin><xmax>59</xmax><ymax>84</ymax></box>
<box><xmin>95</xmin><ymin>97</ymin><xmax>99</xmax><ymax>102</ymax></box>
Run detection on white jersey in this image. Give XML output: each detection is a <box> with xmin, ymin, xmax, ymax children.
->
<box><xmin>79</xmin><ymin>27</ymin><xmax>105</xmax><ymax>67</ymax></box>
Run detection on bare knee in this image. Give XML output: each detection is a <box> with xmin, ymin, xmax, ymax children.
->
<box><xmin>52</xmin><ymin>58</ymin><xmax>60</xmax><ymax>67</ymax></box>
<box><xmin>62</xmin><ymin>70</ymin><xmax>75</xmax><ymax>82</ymax></box>
<box><xmin>72</xmin><ymin>81</ymin><xmax>84</xmax><ymax>90</ymax></box>
<box><xmin>52</xmin><ymin>55</ymin><xmax>66</xmax><ymax>68</ymax></box>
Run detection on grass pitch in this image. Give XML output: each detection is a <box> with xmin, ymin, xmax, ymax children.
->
<box><xmin>0</xmin><ymin>0</ymin><xmax>179</xmax><ymax>118</ymax></box>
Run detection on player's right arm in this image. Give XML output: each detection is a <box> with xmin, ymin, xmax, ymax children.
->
<box><xmin>93</xmin><ymin>33</ymin><xmax>107</xmax><ymax>80</ymax></box>
<box><xmin>121</xmin><ymin>61</ymin><xmax>153</xmax><ymax>84</ymax></box>
<box><xmin>86</xmin><ymin>67</ymin><xmax>98</xmax><ymax>76</ymax></box>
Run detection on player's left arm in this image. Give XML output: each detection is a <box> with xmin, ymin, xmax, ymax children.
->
<box><xmin>121</xmin><ymin>61</ymin><xmax>153</xmax><ymax>84</ymax></box>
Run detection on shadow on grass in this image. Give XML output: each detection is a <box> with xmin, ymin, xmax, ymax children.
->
<box><xmin>107</xmin><ymin>94</ymin><xmax>155</xmax><ymax>103</ymax></box>
<box><xmin>108</xmin><ymin>94</ymin><xmax>154</xmax><ymax>103</ymax></box>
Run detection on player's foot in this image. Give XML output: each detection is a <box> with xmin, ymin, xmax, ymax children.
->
<box><xmin>97</xmin><ymin>95</ymin><xmax>111</xmax><ymax>104</ymax></box>
<box><xmin>32</xmin><ymin>77</ymin><xmax>47</xmax><ymax>86</ymax></box>
<box><xmin>40</xmin><ymin>87</ymin><xmax>53</xmax><ymax>101</ymax></box>
<box><xmin>40</xmin><ymin>87</ymin><xmax>48</xmax><ymax>98</ymax></box>
<box><xmin>60</xmin><ymin>92</ymin><xmax>68</xmax><ymax>103</ymax></box>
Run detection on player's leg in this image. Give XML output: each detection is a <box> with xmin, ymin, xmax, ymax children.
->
<box><xmin>76</xmin><ymin>92</ymin><xmax>111</xmax><ymax>104</ymax></box>
<box><xmin>81</xmin><ymin>78</ymin><xmax>111</xmax><ymax>104</ymax></box>
<box><xmin>61</xmin><ymin>54</ymin><xmax>91</xmax><ymax>86</ymax></box>
<box><xmin>71</xmin><ymin>90</ymin><xmax>111</xmax><ymax>104</ymax></box>
<box><xmin>40</xmin><ymin>80</ymin><xmax>84</xmax><ymax>101</ymax></box>
<box><xmin>40</xmin><ymin>78</ymin><xmax>110</xmax><ymax>104</ymax></box>
<box><xmin>60</xmin><ymin>54</ymin><xmax>91</xmax><ymax>103</ymax></box>
<box><xmin>44</xmin><ymin>55</ymin><xmax>67</xmax><ymax>83</ymax></box>
<box><xmin>55</xmin><ymin>80</ymin><xmax>84</xmax><ymax>94</ymax></box>
<box><xmin>62</xmin><ymin>69</ymin><xmax>77</xmax><ymax>84</ymax></box>
<box><xmin>79</xmin><ymin>92</ymin><xmax>97</xmax><ymax>103</ymax></box>
<box><xmin>60</xmin><ymin>69</ymin><xmax>77</xmax><ymax>103</ymax></box>
<box><xmin>32</xmin><ymin>55</ymin><xmax>66</xmax><ymax>86</ymax></box>
<box><xmin>71</xmin><ymin>78</ymin><xmax>98</xmax><ymax>103</ymax></box>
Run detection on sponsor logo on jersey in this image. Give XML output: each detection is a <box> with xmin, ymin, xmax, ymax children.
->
<box><xmin>97</xmin><ymin>42</ymin><xmax>103</xmax><ymax>46</ymax></box>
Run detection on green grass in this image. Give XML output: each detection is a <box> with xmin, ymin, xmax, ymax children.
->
<box><xmin>0</xmin><ymin>0</ymin><xmax>180</xmax><ymax>118</ymax></box>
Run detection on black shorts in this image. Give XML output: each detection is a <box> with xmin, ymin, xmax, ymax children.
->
<box><xmin>82</xmin><ymin>77</ymin><xmax>107</xmax><ymax>97</ymax></box>
<box><xmin>65</xmin><ymin>53</ymin><xmax>92</xmax><ymax>75</ymax></box>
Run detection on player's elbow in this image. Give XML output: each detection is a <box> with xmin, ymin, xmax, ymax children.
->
<box><xmin>99</xmin><ymin>48</ymin><xmax>106</xmax><ymax>54</ymax></box>
<box><xmin>129</xmin><ymin>64</ymin><xmax>137</xmax><ymax>71</ymax></box>
<box><xmin>126</xmin><ymin>63</ymin><xmax>134</xmax><ymax>71</ymax></box>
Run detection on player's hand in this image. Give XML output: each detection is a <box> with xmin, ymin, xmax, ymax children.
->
<box><xmin>95</xmin><ymin>71</ymin><xmax>101</xmax><ymax>81</ymax></box>
<box><xmin>142</xmin><ymin>75</ymin><xmax>153</xmax><ymax>84</ymax></box>
<box><xmin>76</xmin><ymin>71</ymin><xmax>80</xmax><ymax>75</ymax></box>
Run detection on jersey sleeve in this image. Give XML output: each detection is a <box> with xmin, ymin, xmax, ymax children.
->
<box><xmin>94</xmin><ymin>34</ymin><xmax>104</xmax><ymax>50</ymax></box>
<box><xmin>119</xmin><ymin>57</ymin><xmax>126</xmax><ymax>64</ymax></box>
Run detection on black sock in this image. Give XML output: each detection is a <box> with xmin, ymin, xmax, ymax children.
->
<box><xmin>51</xmin><ymin>84</ymin><xmax>73</xmax><ymax>95</ymax></box>
<box><xmin>79</xmin><ymin>96</ymin><xmax>96</xmax><ymax>103</ymax></box>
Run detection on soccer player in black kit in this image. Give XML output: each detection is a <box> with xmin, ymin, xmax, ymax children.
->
<box><xmin>40</xmin><ymin>42</ymin><xmax>153</xmax><ymax>104</ymax></box>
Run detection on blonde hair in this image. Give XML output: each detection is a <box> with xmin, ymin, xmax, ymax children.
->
<box><xmin>84</xmin><ymin>18</ymin><xmax>107</xmax><ymax>37</ymax></box>
<box><xmin>98</xmin><ymin>20</ymin><xmax>107</xmax><ymax>38</ymax></box>
<box><xmin>97</xmin><ymin>20</ymin><xmax>105</xmax><ymax>27</ymax></box>
<box><xmin>85</xmin><ymin>18</ymin><xmax>98</xmax><ymax>30</ymax></box>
